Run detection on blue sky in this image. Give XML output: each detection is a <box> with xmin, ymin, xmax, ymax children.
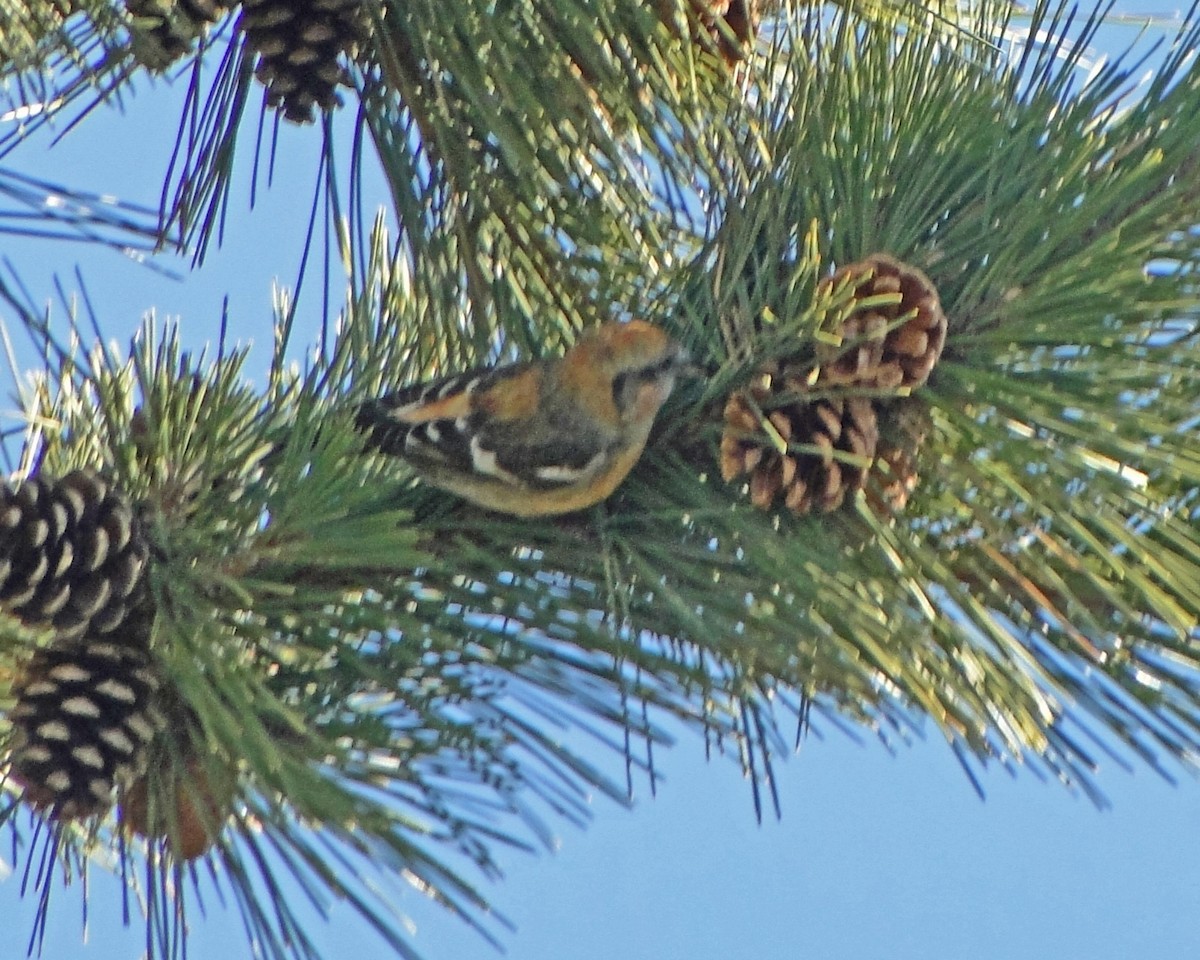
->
<box><xmin>10</xmin><ymin>716</ymin><xmax>1200</xmax><ymax>959</ymax></box>
<box><xmin>3</xmin><ymin>4</ymin><xmax>1200</xmax><ymax>960</ymax></box>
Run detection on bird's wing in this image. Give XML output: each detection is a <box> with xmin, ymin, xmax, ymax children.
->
<box><xmin>355</xmin><ymin>364</ymin><xmax>501</xmax><ymax>461</ymax></box>
<box><xmin>358</xmin><ymin>363</ymin><xmax>611</xmax><ymax>489</ymax></box>
<box><xmin>480</xmin><ymin>422</ymin><xmax>612</xmax><ymax>490</ymax></box>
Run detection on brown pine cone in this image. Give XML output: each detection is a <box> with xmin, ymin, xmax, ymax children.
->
<box><xmin>122</xmin><ymin>752</ymin><xmax>235</xmax><ymax>860</ymax></box>
<box><xmin>126</xmin><ymin>0</ymin><xmax>226</xmax><ymax>70</ymax></box>
<box><xmin>866</xmin><ymin>399</ymin><xmax>933</xmax><ymax>516</ymax></box>
<box><xmin>238</xmin><ymin>0</ymin><xmax>365</xmax><ymax>123</ymax></box>
<box><xmin>721</xmin><ymin>372</ymin><xmax>880</xmax><ymax>515</ymax></box>
<box><xmin>816</xmin><ymin>253</ymin><xmax>947</xmax><ymax>389</ymax></box>
<box><xmin>658</xmin><ymin>0</ymin><xmax>759</xmax><ymax>65</ymax></box>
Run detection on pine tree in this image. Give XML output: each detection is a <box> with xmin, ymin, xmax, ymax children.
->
<box><xmin>2</xmin><ymin>1</ymin><xmax>1200</xmax><ymax>958</ymax></box>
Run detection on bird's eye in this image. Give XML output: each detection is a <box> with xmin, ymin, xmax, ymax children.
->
<box><xmin>642</xmin><ymin>355</ymin><xmax>678</xmax><ymax>378</ymax></box>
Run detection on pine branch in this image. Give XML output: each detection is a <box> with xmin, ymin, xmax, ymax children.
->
<box><xmin>664</xmin><ymin>0</ymin><xmax>1200</xmax><ymax>786</ymax></box>
<box><xmin>3</xmin><ymin>3</ymin><xmax>1200</xmax><ymax>960</ymax></box>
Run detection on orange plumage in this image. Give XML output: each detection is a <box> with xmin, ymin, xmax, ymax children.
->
<box><xmin>357</xmin><ymin>321</ymin><xmax>693</xmax><ymax>516</ymax></box>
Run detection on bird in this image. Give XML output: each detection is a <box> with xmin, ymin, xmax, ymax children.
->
<box><xmin>355</xmin><ymin>320</ymin><xmax>694</xmax><ymax>517</ymax></box>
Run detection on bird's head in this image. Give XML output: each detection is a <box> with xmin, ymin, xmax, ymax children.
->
<box><xmin>582</xmin><ymin>320</ymin><xmax>697</xmax><ymax>425</ymax></box>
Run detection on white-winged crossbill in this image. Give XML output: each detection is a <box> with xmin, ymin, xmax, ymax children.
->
<box><xmin>356</xmin><ymin>320</ymin><xmax>693</xmax><ymax>516</ymax></box>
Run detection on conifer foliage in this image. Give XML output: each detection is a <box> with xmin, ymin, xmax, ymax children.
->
<box><xmin>2</xmin><ymin>2</ymin><xmax>1200</xmax><ymax>960</ymax></box>
<box><xmin>720</xmin><ymin>253</ymin><xmax>946</xmax><ymax>514</ymax></box>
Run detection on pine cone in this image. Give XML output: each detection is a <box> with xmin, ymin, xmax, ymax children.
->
<box><xmin>239</xmin><ymin>0</ymin><xmax>365</xmax><ymax>123</ymax></box>
<box><xmin>721</xmin><ymin>370</ymin><xmax>879</xmax><ymax>515</ymax></box>
<box><xmin>0</xmin><ymin>470</ymin><xmax>151</xmax><ymax>644</ymax></box>
<box><xmin>8</xmin><ymin>640</ymin><xmax>164</xmax><ymax>820</ymax></box>
<box><xmin>658</xmin><ymin>0</ymin><xmax>758</xmax><ymax>65</ymax></box>
<box><xmin>816</xmin><ymin>253</ymin><xmax>947</xmax><ymax>389</ymax></box>
<box><xmin>122</xmin><ymin>752</ymin><xmax>235</xmax><ymax>861</ymax></box>
<box><xmin>866</xmin><ymin>399</ymin><xmax>933</xmax><ymax>516</ymax></box>
<box><xmin>126</xmin><ymin>0</ymin><xmax>226</xmax><ymax>70</ymax></box>
<box><xmin>121</xmin><ymin>692</ymin><xmax>234</xmax><ymax>860</ymax></box>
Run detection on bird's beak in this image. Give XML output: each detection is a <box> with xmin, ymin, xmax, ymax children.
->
<box><xmin>677</xmin><ymin>360</ymin><xmax>707</xmax><ymax>379</ymax></box>
<box><xmin>668</xmin><ymin>344</ymin><xmax>706</xmax><ymax>379</ymax></box>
